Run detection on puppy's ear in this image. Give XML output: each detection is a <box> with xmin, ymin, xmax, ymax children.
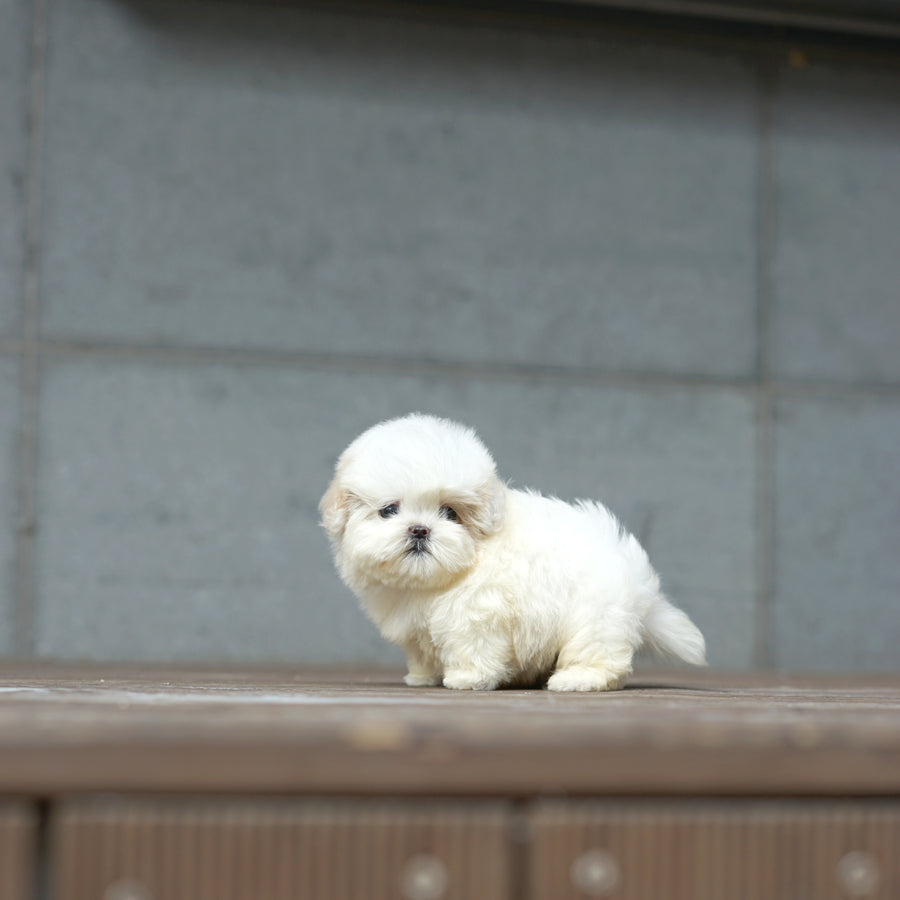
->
<box><xmin>468</xmin><ymin>477</ymin><xmax>507</xmax><ymax>536</ymax></box>
<box><xmin>319</xmin><ymin>472</ymin><xmax>351</xmax><ymax>538</ymax></box>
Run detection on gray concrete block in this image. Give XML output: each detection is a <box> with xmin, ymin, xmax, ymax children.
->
<box><xmin>0</xmin><ymin>0</ymin><xmax>29</xmax><ymax>336</ymax></box>
<box><xmin>35</xmin><ymin>359</ymin><xmax>399</xmax><ymax>664</ymax></box>
<box><xmin>773</xmin><ymin>395</ymin><xmax>900</xmax><ymax>670</ymax></box>
<box><xmin>0</xmin><ymin>357</ymin><xmax>20</xmax><ymax>654</ymax></box>
<box><xmin>41</xmin><ymin>0</ymin><xmax>757</xmax><ymax>378</ymax></box>
<box><xmin>35</xmin><ymin>359</ymin><xmax>755</xmax><ymax>667</ymax></box>
<box><xmin>771</xmin><ymin>64</ymin><xmax>900</xmax><ymax>384</ymax></box>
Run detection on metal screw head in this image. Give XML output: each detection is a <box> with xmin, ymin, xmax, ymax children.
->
<box><xmin>103</xmin><ymin>881</ymin><xmax>153</xmax><ymax>900</ymax></box>
<box><xmin>570</xmin><ymin>849</ymin><xmax>620</xmax><ymax>896</ymax></box>
<box><xmin>837</xmin><ymin>851</ymin><xmax>880</xmax><ymax>897</ymax></box>
<box><xmin>401</xmin><ymin>853</ymin><xmax>449</xmax><ymax>900</ymax></box>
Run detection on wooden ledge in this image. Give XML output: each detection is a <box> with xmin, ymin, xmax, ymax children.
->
<box><xmin>0</xmin><ymin>664</ymin><xmax>898</xmax><ymax>798</ymax></box>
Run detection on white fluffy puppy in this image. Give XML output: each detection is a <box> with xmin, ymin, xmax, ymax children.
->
<box><xmin>320</xmin><ymin>413</ymin><xmax>706</xmax><ymax>691</ymax></box>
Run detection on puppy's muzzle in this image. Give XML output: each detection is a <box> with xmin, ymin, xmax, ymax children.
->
<box><xmin>406</xmin><ymin>524</ymin><xmax>430</xmax><ymax>555</ymax></box>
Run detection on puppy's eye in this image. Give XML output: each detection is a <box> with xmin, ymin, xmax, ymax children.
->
<box><xmin>378</xmin><ymin>502</ymin><xmax>400</xmax><ymax>519</ymax></box>
<box><xmin>440</xmin><ymin>505</ymin><xmax>459</xmax><ymax>522</ymax></box>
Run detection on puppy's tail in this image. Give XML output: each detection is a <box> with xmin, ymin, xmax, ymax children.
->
<box><xmin>642</xmin><ymin>596</ymin><xmax>707</xmax><ymax>666</ymax></box>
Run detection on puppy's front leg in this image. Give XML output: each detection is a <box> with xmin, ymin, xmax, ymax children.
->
<box><xmin>402</xmin><ymin>641</ymin><xmax>442</xmax><ymax>688</ymax></box>
<box><xmin>442</xmin><ymin>668</ymin><xmax>502</xmax><ymax>691</ymax></box>
<box><xmin>440</xmin><ymin>628</ymin><xmax>512</xmax><ymax>691</ymax></box>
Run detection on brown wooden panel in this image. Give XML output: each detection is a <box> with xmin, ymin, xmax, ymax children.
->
<box><xmin>0</xmin><ymin>803</ymin><xmax>37</xmax><ymax>900</ymax></box>
<box><xmin>51</xmin><ymin>799</ymin><xmax>511</xmax><ymax>900</ymax></box>
<box><xmin>2</xmin><ymin>665</ymin><xmax>899</xmax><ymax>797</ymax></box>
<box><xmin>529</xmin><ymin>801</ymin><xmax>900</xmax><ymax>900</ymax></box>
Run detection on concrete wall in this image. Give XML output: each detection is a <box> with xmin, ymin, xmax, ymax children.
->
<box><xmin>1</xmin><ymin>0</ymin><xmax>898</xmax><ymax>670</ymax></box>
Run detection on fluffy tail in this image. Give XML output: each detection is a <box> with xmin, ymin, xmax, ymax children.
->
<box><xmin>642</xmin><ymin>597</ymin><xmax>707</xmax><ymax>666</ymax></box>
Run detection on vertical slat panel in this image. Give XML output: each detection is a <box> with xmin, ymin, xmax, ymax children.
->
<box><xmin>0</xmin><ymin>803</ymin><xmax>37</xmax><ymax>900</ymax></box>
<box><xmin>529</xmin><ymin>801</ymin><xmax>900</xmax><ymax>900</ymax></box>
<box><xmin>51</xmin><ymin>799</ymin><xmax>511</xmax><ymax>900</ymax></box>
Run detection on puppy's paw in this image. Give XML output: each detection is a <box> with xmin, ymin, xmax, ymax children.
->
<box><xmin>443</xmin><ymin>669</ymin><xmax>500</xmax><ymax>691</ymax></box>
<box><xmin>546</xmin><ymin>666</ymin><xmax>628</xmax><ymax>692</ymax></box>
<box><xmin>404</xmin><ymin>672</ymin><xmax>442</xmax><ymax>687</ymax></box>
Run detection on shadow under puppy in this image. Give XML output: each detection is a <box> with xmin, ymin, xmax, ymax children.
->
<box><xmin>320</xmin><ymin>414</ymin><xmax>706</xmax><ymax>691</ymax></box>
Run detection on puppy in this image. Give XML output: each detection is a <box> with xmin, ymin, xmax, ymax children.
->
<box><xmin>320</xmin><ymin>413</ymin><xmax>706</xmax><ymax>691</ymax></box>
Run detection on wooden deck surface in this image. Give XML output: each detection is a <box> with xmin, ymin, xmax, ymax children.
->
<box><xmin>1</xmin><ymin>663</ymin><xmax>898</xmax><ymax>797</ymax></box>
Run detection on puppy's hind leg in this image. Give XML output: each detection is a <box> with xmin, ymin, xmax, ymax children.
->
<box><xmin>546</xmin><ymin>640</ymin><xmax>634</xmax><ymax>692</ymax></box>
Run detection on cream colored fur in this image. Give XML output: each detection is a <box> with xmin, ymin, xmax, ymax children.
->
<box><xmin>320</xmin><ymin>414</ymin><xmax>706</xmax><ymax>691</ymax></box>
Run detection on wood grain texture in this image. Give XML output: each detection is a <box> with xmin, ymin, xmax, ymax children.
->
<box><xmin>0</xmin><ymin>803</ymin><xmax>37</xmax><ymax>900</ymax></box>
<box><xmin>529</xmin><ymin>801</ymin><xmax>900</xmax><ymax>900</ymax></box>
<box><xmin>0</xmin><ymin>664</ymin><xmax>898</xmax><ymax>796</ymax></box>
<box><xmin>52</xmin><ymin>799</ymin><xmax>511</xmax><ymax>900</ymax></box>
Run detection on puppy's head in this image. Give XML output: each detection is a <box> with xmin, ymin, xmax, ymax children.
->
<box><xmin>320</xmin><ymin>414</ymin><xmax>506</xmax><ymax>591</ymax></box>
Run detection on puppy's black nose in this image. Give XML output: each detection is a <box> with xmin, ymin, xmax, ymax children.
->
<box><xmin>408</xmin><ymin>524</ymin><xmax>430</xmax><ymax>540</ymax></box>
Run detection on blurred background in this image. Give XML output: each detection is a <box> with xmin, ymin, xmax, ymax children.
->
<box><xmin>1</xmin><ymin>0</ymin><xmax>897</xmax><ymax>672</ymax></box>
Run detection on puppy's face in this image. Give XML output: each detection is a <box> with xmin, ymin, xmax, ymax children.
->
<box><xmin>320</xmin><ymin>415</ymin><xmax>506</xmax><ymax>592</ymax></box>
<box><xmin>331</xmin><ymin>488</ymin><xmax>482</xmax><ymax>591</ymax></box>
